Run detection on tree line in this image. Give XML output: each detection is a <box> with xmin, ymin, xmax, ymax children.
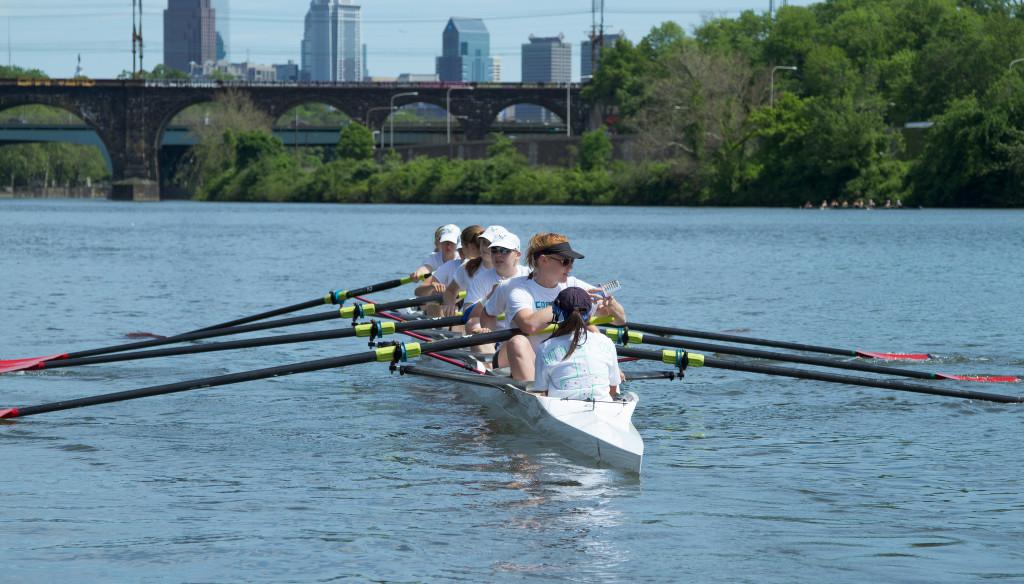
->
<box><xmin>4</xmin><ymin>0</ymin><xmax>1024</xmax><ymax>205</ymax></box>
<box><xmin>186</xmin><ymin>0</ymin><xmax>1024</xmax><ymax>207</ymax></box>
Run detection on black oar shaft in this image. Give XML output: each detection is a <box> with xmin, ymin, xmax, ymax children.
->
<box><xmin>616</xmin><ymin>347</ymin><xmax>1023</xmax><ymax>404</ymax></box>
<box><xmin>627</xmin><ymin>322</ymin><xmax>856</xmax><ymax>357</ymax></box>
<box><xmin>65</xmin><ymin>294</ymin><xmax>443</xmax><ymax>360</ymax></box>
<box><xmin>44</xmin><ymin>316</ymin><xmax>465</xmax><ymax>370</ymax></box>
<box><xmin>15</xmin><ymin>352</ymin><xmax>381</xmax><ymax>417</ymax></box>
<box><xmin>611</xmin><ymin>331</ymin><xmax>938</xmax><ymax>381</ymax></box>
<box><xmin>189</xmin><ymin>298</ymin><xmax>326</xmax><ymax>333</ymax></box>
<box><xmin>3</xmin><ymin>328</ymin><xmax>518</xmax><ymax>419</ymax></box>
<box><xmin>186</xmin><ymin>275</ymin><xmax>428</xmax><ymax>333</ymax></box>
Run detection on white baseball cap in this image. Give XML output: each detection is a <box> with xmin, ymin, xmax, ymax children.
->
<box><xmin>438</xmin><ymin>224</ymin><xmax>461</xmax><ymax>245</ymax></box>
<box><xmin>489</xmin><ymin>231</ymin><xmax>521</xmax><ymax>253</ymax></box>
<box><xmin>480</xmin><ymin>225</ymin><xmax>509</xmax><ymax>242</ymax></box>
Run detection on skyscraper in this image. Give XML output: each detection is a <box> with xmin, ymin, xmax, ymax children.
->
<box><xmin>163</xmin><ymin>0</ymin><xmax>216</xmax><ymax>73</ymax></box>
<box><xmin>581</xmin><ymin>33</ymin><xmax>622</xmax><ymax>79</ymax></box>
<box><xmin>435</xmin><ymin>18</ymin><xmax>492</xmax><ymax>82</ymax></box>
<box><xmin>211</xmin><ymin>0</ymin><xmax>229</xmax><ymax>61</ymax></box>
<box><xmin>301</xmin><ymin>0</ymin><xmax>363</xmax><ymax>82</ymax></box>
<box><xmin>520</xmin><ymin>35</ymin><xmax>572</xmax><ymax>123</ymax></box>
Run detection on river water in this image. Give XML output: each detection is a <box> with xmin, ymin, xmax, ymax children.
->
<box><xmin>1</xmin><ymin>200</ymin><xmax>1022</xmax><ymax>583</ymax></box>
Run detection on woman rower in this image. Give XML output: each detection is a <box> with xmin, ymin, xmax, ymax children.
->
<box><xmin>483</xmin><ymin>232</ymin><xmax>625</xmax><ymax>381</ymax></box>
<box><xmin>411</xmin><ymin>224</ymin><xmax>460</xmax><ymax>280</ymax></box>
<box><xmin>534</xmin><ymin>287</ymin><xmax>622</xmax><ymax>400</ymax></box>
<box><xmin>416</xmin><ymin>225</ymin><xmax>482</xmax><ymax>317</ymax></box>
<box><xmin>444</xmin><ymin>226</ymin><xmax>528</xmax><ymax>322</ymax></box>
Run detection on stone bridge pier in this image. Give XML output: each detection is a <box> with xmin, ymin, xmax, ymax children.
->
<box><xmin>0</xmin><ymin>80</ymin><xmax>590</xmax><ymax>200</ymax></box>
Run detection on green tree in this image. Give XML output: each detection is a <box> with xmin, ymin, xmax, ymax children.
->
<box><xmin>747</xmin><ymin>93</ymin><xmax>905</xmax><ymax>205</ymax></box>
<box><xmin>580</xmin><ymin>127</ymin><xmax>613</xmax><ymax>171</ymax></box>
<box><xmin>337</xmin><ymin>122</ymin><xmax>375</xmax><ymax>161</ymax></box>
<box><xmin>908</xmin><ymin>73</ymin><xmax>1024</xmax><ymax>206</ymax></box>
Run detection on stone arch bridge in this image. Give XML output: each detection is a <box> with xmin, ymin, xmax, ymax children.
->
<box><xmin>0</xmin><ymin>79</ymin><xmax>589</xmax><ymax>200</ymax></box>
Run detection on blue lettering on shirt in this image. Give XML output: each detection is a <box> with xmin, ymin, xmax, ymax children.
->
<box><xmin>535</xmin><ymin>301</ymin><xmax>552</xmax><ymax>309</ymax></box>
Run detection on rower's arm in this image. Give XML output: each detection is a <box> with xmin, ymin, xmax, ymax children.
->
<box><xmin>513</xmin><ymin>306</ymin><xmax>554</xmax><ymax>335</ymax></box>
<box><xmin>411</xmin><ymin>265</ymin><xmax>431</xmax><ymax>280</ymax></box>
<box><xmin>442</xmin><ymin>282</ymin><xmax>461</xmax><ymax>307</ymax></box>
<box><xmin>415</xmin><ymin>276</ymin><xmax>443</xmax><ymax>296</ymax></box>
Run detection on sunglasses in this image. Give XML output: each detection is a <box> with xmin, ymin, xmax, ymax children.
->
<box><xmin>491</xmin><ymin>247</ymin><xmax>515</xmax><ymax>255</ymax></box>
<box><xmin>543</xmin><ymin>254</ymin><xmax>574</xmax><ymax>267</ymax></box>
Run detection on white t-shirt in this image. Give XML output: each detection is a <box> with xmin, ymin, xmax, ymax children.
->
<box><xmin>534</xmin><ymin>332</ymin><xmax>621</xmax><ymax>400</ymax></box>
<box><xmin>420</xmin><ymin>251</ymin><xmax>445</xmax><ymax>272</ymax></box>
<box><xmin>505</xmin><ymin>276</ymin><xmax>595</xmax><ymax>349</ymax></box>
<box><xmin>465</xmin><ymin>265</ymin><xmax>531</xmax><ymax>306</ymax></box>
<box><xmin>432</xmin><ymin>259</ymin><xmax>464</xmax><ymax>287</ymax></box>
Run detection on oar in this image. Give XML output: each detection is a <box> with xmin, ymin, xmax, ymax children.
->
<box><xmin>627</xmin><ymin>322</ymin><xmax>931</xmax><ymax>361</ymax></box>
<box><xmin>604</xmin><ymin>329</ymin><xmax>1020</xmax><ymax>384</ymax></box>
<box><xmin>11</xmin><ymin>316</ymin><xmax>465</xmax><ymax>372</ymax></box>
<box><xmin>615</xmin><ymin>347</ymin><xmax>1024</xmax><ymax>404</ymax></box>
<box><xmin>0</xmin><ymin>329</ymin><xmax>522</xmax><ymax>420</ymax></box>
<box><xmin>0</xmin><ymin>294</ymin><xmax>445</xmax><ymax>374</ymax></box>
<box><xmin>184</xmin><ymin>274</ymin><xmax>431</xmax><ymax>334</ymax></box>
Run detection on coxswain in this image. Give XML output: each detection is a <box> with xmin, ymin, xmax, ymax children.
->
<box><xmin>534</xmin><ymin>287</ymin><xmax>623</xmax><ymax>400</ymax></box>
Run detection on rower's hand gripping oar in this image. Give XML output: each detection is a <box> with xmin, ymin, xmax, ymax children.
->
<box><xmin>614</xmin><ymin>346</ymin><xmax>1024</xmax><ymax>405</ymax></box>
<box><xmin>604</xmin><ymin>328</ymin><xmax>1021</xmax><ymax>384</ymax></box>
<box><xmin>184</xmin><ymin>273</ymin><xmax>432</xmax><ymax>334</ymax></box>
<box><xmin>626</xmin><ymin>322</ymin><xmax>932</xmax><ymax>361</ymax></box>
<box><xmin>0</xmin><ymin>294</ymin><xmax>445</xmax><ymax>375</ymax></box>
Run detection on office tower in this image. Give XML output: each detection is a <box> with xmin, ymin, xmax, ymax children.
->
<box><xmin>163</xmin><ymin>0</ymin><xmax>216</xmax><ymax>73</ymax></box>
<box><xmin>363</xmin><ymin>43</ymin><xmax>369</xmax><ymax>79</ymax></box>
<box><xmin>275</xmin><ymin>61</ymin><xmax>301</xmax><ymax>82</ymax></box>
<box><xmin>581</xmin><ymin>32</ymin><xmax>622</xmax><ymax>79</ymax></box>
<box><xmin>211</xmin><ymin>0</ymin><xmax>229</xmax><ymax>61</ymax></box>
<box><xmin>301</xmin><ymin>0</ymin><xmax>363</xmax><ymax>82</ymax></box>
<box><xmin>489</xmin><ymin>56</ymin><xmax>502</xmax><ymax>82</ymax></box>
<box><xmin>519</xmin><ymin>34</ymin><xmax>572</xmax><ymax>123</ymax></box>
<box><xmin>435</xmin><ymin>18</ymin><xmax>492</xmax><ymax>82</ymax></box>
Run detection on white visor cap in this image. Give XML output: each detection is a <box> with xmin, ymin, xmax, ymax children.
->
<box><xmin>438</xmin><ymin>224</ymin><xmax>461</xmax><ymax>245</ymax></box>
<box><xmin>489</xmin><ymin>231</ymin><xmax>521</xmax><ymax>253</ymax></box>
<box><xmin>480</xmin><ymin>225</ymin><xmax>509</xmax><ymax>243</ymax></box>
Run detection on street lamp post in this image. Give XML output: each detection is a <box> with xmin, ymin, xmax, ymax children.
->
<box><xmin>566</xmin><ymin>83</ymin><xmax>572</xmax><ymax>137</ymax></box>
<box><xmin>390</xmin><ymin>91</ymin><xmax>419</xmax><ymax>149</ymax></box>
<box><xmin>770</xmin><ymin>65</ymin><xmax>798</xmax><ymax>108</ymax></box>
<box><xmin>1010</xmin><ymin>58</ymin><xmax>1024</xmax><ymax>71</ymax></box>
<box><xmin>365</xmin><ymin>106</ymin><xmax>392</xmax><ymax>150</ymax></box>
<box><xmin>446</xmin><ymin>86</ymin><xmax>474</xmax><ymax>145</ymax></box>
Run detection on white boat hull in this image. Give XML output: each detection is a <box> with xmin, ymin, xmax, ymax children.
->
<box><xmin>403</xmin><ymin>366</ymin><xmax>644</xmax><ymax>474</ymax></box>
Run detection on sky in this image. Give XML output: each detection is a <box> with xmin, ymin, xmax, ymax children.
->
<box><xmin>2</xmin><ymin>1</ymin><xmax>815</xmax><ymax>81</ymax></box>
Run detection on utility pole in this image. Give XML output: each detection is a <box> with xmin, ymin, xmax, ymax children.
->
<box><xmin>132</xmin><ymin>0</ymin><xmax>146</xmax><ymax>76</ymax></box>
<box><xmin>590</xmin><ymin>0</ymin><xmax>605</xmax><ymax>78</ymax></box>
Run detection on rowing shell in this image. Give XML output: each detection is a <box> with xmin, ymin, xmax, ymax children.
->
<box><xmin>401</xmin><ymin>364</ymin><xmax>645</xmax><ymax>474</ymax></box>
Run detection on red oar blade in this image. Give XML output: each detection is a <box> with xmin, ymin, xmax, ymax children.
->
<box><xmin>0</xmin><ymin>408</ymin><xmax>19</xmax><ymax>419</ymax></box>
<box><xmin>0</xmin><ymin>354</ymin><xmax>66</xmax><ymax>374</ymax></box>
<box><xmin>856</xmin><ymin>351</ymin><xmax>931</xmax><ymax>361</ymax></box>
<box><xmin>935</xmin><ymin>374</ymin><xmax>1021</xmax><ymax>383</ymax></box>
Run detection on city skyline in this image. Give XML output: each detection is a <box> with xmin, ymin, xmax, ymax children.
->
<box><xmin>1</xmin><ymin>0</ymin><xmax>815</xmax><ymax>81</ymax></box>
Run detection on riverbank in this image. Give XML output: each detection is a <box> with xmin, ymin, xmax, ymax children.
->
<box><xmin>2</xmin><ymin>186</ymin><xmax>108</xmax><ymax>199</ymax></box>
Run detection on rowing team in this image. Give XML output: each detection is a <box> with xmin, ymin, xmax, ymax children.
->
<box><xmin>409</xmin><ymin>224</ymin><xmax>628</xmax><ymax>401</ymax></box>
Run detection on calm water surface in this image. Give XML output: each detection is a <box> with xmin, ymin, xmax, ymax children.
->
<box><xmin>1</xmin><ymin>200</ymin><xmax>1022</xmax><ymax>583</ymax></box>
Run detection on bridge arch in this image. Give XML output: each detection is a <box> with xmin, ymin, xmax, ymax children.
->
<box><xmin>0</xmin><ymin>102</ymin><xmax>114</xmax><ymax>187</ymax></box>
